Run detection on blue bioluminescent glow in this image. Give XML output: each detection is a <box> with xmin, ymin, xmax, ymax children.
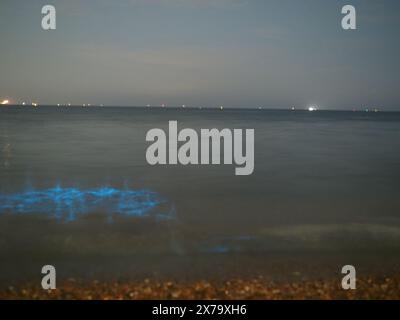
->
<box><xmin>201</xmin><ymin>236</ymin><xmax>257</xmax><ymax>254</ymax></box>
<box><xmin>206</xmin><ymin>245</ymin><xmax>231</xmax><ymax>254</ymax></box>
<box><xmin>0</xmin><ymin>186</ymin><xmax>175</xmax><ymax>223</ymax></box>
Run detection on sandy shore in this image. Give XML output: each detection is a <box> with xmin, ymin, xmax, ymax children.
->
<box><xmin>1</xmin><ymin>275</ymin><xmax>400</xmax><ymax>300</ymax></box>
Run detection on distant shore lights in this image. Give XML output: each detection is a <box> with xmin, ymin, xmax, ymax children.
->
<box><xmin>308</xmin><ymin>106</ymin><xmax>318</xmax><ymax>112</ymax></box>
<box><xmin>1</xmin><ymin>99</ymin><xmax>9</xmax><ymax>105</ymax></box>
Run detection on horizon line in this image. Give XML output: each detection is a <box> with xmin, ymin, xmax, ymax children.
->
<box><xmin>2</xmin><ymin>104</ymin><xmax>400</xmax><ymax>112</ymax></box>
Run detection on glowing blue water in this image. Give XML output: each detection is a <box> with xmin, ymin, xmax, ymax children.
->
<box><xmin>0</xmin><ymin>186</ymin><xmax>174</xmax><ymax>222</ymax></box>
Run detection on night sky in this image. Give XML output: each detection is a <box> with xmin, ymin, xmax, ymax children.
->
<box><xmin>1</xmin><ymin>0</ymin><xmax>399</xmax><ymax>109</ymax></box>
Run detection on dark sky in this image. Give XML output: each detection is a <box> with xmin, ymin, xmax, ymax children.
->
<box><xmin>1</xmin><ymin>0</ymin><xmax>399</xmax><ymax>109</ymax></box>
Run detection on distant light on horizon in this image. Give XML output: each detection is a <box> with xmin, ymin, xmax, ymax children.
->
<box><xmin>1</xmin><ymin>99</ymin><xmax>9</xmax><ymax>105</ymax></box>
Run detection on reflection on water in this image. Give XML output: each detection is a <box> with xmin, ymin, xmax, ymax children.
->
<box><xmin>1</xmin><ymin>127</ymin><xmax>12</xmax><ymax>170</ymax></box>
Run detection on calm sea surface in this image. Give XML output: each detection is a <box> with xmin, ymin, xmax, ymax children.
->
<box><xmin>1</xmin><ymin>107</ymin><xmax>400</xmax><ymax>284</ymax></box>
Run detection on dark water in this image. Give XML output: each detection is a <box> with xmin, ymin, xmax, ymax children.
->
<box><xmin>1</xmin><ymin>106</ymin><xmax>400</xmax><ymax>285</ymax></box>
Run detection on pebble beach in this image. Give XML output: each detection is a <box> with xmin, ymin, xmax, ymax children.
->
<box><xmin>2</xmin><ymin>275</ymin><xmax>400</xmax><ymax>300</ymax></box>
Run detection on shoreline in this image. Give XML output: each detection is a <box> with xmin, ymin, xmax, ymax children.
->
<box><xmin>2</xmin><ymin>274</ymin><xmax>400</xmax><ymax>300</ymax></box>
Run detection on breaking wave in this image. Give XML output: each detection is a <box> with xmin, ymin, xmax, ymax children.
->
<box><xmin>0</xmin><ymin>185</ymin><xmax>175</xmax><ymax>223</ymax></box>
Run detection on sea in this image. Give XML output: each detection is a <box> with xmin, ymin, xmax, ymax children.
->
<box><xmin>1</xmin><ymin>106</ymin><xmax>400</xmax><ymax>286</ymax></box>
